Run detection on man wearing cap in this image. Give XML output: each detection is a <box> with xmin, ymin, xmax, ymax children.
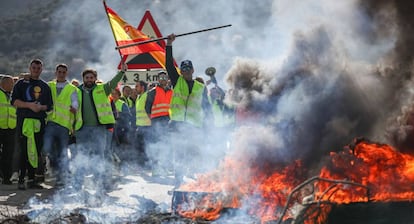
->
<box><xmin>165</xmin><ymin>34</ymin><xmax>212</xmax><ymax>186</ymax></box>
<box><xmin>165</xmin><ymin>34</ymin><xmax>212</xmax><ymax>129</ymax></box>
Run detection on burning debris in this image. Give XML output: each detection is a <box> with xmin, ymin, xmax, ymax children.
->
<box><xmin>2</xmin><ymin>0</ymin><xmax>414</xmax><ymax>223</ymax></box>
<box><xmin>168</xmin><ymin>138</ymin><xmax>414</xmax><ymax>224</ymax></box>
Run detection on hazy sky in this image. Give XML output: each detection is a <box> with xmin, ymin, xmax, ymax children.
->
<box><xmin>38</xmin><ymin>0</ymin><xmax>414</xmax><ymax>163</ymax></box>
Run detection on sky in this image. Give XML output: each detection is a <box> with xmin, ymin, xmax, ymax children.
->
<box><xmin>41</xmin><ymin>0</ymin><xmax>292</xmax><ymax>82</ymax></box>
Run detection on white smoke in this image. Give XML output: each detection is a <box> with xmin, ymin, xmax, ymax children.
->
<box><xmin>13</xmin><ymin>0</ymin><xmax>414</xmax><ymax>222</ymax></box>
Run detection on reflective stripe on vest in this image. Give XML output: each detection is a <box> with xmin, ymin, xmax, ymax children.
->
<box><xmin>169</xmin><ymin>77</ymin><xmax>204</xmax><ymax>127</ymax></box>
<box><xmin>135</xmin><ymin>92</ymin><xmax>151</xmax><ymax>126</ymax></box>
<box><xmin>93</xmin><ymin>85</ymin><xmax>115</xmax><ymax>124</ymax></box>
<box><xmin>150</xmin><ymin>86</ymin><xmax>173</xmax><ymax>119</ymax></box>
<box><xmin>48</xmin><ymin>82</ymin><xmax>77</xmax><ymax>130</ymax></box>
<box><xmin>0</xmin><ymin>91</ymin><xmax>16</xmax><ymax>129</ymax></box>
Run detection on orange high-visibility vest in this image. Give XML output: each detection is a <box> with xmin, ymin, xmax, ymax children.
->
<box><xmin>151</xmin><ymin>86</ymin><xmax>173</xmax><ymax>119</ymax></box>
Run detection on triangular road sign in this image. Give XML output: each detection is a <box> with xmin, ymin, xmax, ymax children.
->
<box><xmin>137</xmin><ymin>10</ymin><xmax>166</xmax><ymax>49</ymax></box>
<box><xmin>123</xmin><ymin>10</ymin><xmax>166</xmax><ymax>70</ymax></box>
<box><xmin>118</xmin><ymin>10</ymin><xmax>166</xmax><ymax>84</ymax></box>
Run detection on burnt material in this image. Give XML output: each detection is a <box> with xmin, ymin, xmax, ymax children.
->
<box><xmin>171</xmin><ymin>190</ymin><xmax>223</xmax><ymax>214</ymax></box>
<box><xmin>326</xmin><ymin>201</ymin><xmax>414</xmax><ymax>224</ymax></box>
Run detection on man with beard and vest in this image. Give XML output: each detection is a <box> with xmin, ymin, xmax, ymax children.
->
<box><xmin>43</xmin><ymin>63</ymin><xmax>79</xmax><ymax>187</ymax></box>
<box><xmin>72</xmin><ymin>63</ymin><xmax>127</xmax><ymax>191</ymax></box>
<box><xmin>165</xmin><ymin>34</ymin><xmax>212</xmax><ymax>187</ymax></box>
<box><xmin>11</xmin><ymin>59</ymin><xmax>53</xmax><ymax>190</ymax></box>
<box><xmin>0</xmin><ymin>75</ymin><xmax>16</xmax><ymax>185</ymax></box>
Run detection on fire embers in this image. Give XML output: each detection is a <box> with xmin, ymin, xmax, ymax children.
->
<box><xmin>171</xmin><ymin>139</ymin><xmax>414</xmax><ymax>223</ymax></box>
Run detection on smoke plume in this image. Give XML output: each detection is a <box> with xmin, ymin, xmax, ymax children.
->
<box><xmin>10</xmin><ymin>0</ymin><xmax>414</xmax><ymax>222</ymax></box>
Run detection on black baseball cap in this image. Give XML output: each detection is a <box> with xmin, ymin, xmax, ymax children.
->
<box><xmin>180</xmin><ymin>60</ymin><xmax>193</xmax><ymax>71</ymax></box>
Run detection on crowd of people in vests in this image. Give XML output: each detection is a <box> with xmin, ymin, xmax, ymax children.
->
<box><xmin>0</xmin><ymin>34</ymin><xmax>238</xmax><ymax>191</ymax></box>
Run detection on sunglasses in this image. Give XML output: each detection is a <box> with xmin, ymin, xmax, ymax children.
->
<box><xmin>181</xmin><ymin>66</ymin><xmax>192</xmax><ymax>72</ymax></box>
<box><xmin>159</xmin><ymin>76</ymin><xmax>169</xmax><ymax>80</ymax></box>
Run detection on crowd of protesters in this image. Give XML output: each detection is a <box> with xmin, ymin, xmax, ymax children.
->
<box><xmin>0</xmin><ymin>34</ymin><xmax>240</xmax><ymax>191</ymax></box>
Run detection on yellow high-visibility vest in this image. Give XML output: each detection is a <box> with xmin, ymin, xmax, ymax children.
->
<box><xmin>135</xmin><ymin>92</ymin><xmax>151</xmax><ymax>126</ymax></box>
<box><xmin>76</xmin><ymin>84</ymin><xmax>115</xmax><ymax>129</ymax></box>
<box><xmin>47</xmin><ymin>81</ymin><xmax>78</xmax><ymax>130</ymax></box>
<box><xmin>0</xmin><ymin>90</ymin><xmax>16</xmax><ymax>129</ymax></box>
<box><xmin>210</xmin><ymin>97</ymin><xmax>235</xmax><ymax>128</ymax></box>
<box><xmin>169</xmin><ymin>77</ymin><xmax>204</xmax><ymax>127</ymax></box>
<box><xmin>114</xmin><ymin>99</ymin><xmax>126</xmax><ymax>113</ymax></box>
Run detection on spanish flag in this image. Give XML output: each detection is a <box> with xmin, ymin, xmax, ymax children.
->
<box><xmin>104</xmin><ymin>2</ymin><xmax>166</xmax><ymax>69</ymax></box>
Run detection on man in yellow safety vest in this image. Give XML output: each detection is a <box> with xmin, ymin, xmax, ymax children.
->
<box><xmin>43</xmin><ymin>63</ymin><xmax>79</xmax><ymax>187</ymax></box>
<box><xmin>0</xmin><ymin>75</ymin><xmax>16</xmax><ymax>185</ymax></box>
<box><xmin>71</xmin><ymin>63</ymin><xmax>127</xmax><ymax>191</ymax></box>
<box><xmin>165</xmin><ymin>34</ymin><xmax>212</xmax><ymax>187</ymax></box>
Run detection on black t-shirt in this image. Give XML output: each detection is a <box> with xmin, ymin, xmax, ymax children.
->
<box><xmin>11</xmin><ymin>78</ymin><xmax>53</xmax><ymax>121</ymax></box>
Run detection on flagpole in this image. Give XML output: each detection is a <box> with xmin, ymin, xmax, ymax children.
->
<box><xmin>103</xmin><ymin>0</ymin><xmax>124</xmax><ymax>61</ymax></box>
<box><xmin>115</xmin><ymin>24</ymin><xmax>232</xmax><ymax>50</ymax></box>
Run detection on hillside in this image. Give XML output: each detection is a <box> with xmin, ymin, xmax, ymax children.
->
<box><xmin>0</xmin><ymin>0</ymin><xmax>58</xmax><ymax>79</ymax></box>
<box><xmin>0</xmin><ymin>0</ymin><xmax>91</xmax><ymax>81</ymax></box>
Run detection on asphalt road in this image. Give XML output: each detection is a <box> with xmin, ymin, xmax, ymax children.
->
<box><xmin>0</xmin><ymin>167</ymin><xmax>177</xmax><ymax>222</ymax></box>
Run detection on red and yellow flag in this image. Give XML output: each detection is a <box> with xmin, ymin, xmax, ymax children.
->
<box><xmin>104</xmin><ymin>3</ymin><xmax>166</xmax><ymax>69</ymax></box>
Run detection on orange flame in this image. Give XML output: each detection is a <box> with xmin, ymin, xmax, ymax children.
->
<box><xmin>318</xmin><ymin>141</ymin><xmax>414</xmax><ymax>202</ymax></box>
<box><xmin>176</xmin><ymin>140</ymin><xmax>414</xmax><ymax>223</ymax></box>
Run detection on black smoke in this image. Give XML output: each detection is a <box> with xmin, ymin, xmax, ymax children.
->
<box><xmin>359</xmin><ymin>0</ymin><xmax>414</xmax><ymax>152</ymax></box>
<box><xmin>224</xmin><ymin>0</ymin><xmax>414</xmax><ymax>172</ymax></box>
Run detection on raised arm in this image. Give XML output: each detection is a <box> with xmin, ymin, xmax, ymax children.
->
<box><xmin>166</xmin><ymin>34</ymin><xmax>180</xmax><ymax>87</ymax></box>
<box><xmin>104</xmin><ymin>62</ymin><xmax>128</xmax><ymax>95</ymax></box>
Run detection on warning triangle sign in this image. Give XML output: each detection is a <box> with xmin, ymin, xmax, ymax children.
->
<box><xmin>137</xmin><ymin>10</ymin><xmax>166</xmax><ymax>49</ymax></box>
<box><xmin>118</xmin><ymin>10</ymin><xmax>165</xmax><ymax>70</ymax></box>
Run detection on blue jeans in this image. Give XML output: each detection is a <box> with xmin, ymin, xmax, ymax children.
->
<box><xmin>42</xmin><ymin>122</ymin><xmax>70</xmax><ymax>174</ymax></box>
<box><xmin>75</xmin><ymin>126</ymin><xmax>112</xmax><ymax>158</ymax></box>
<box><xmin>70</xmin><ymin>125</ymin><xmax>113</xmax><ymax>191</ymax></box>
